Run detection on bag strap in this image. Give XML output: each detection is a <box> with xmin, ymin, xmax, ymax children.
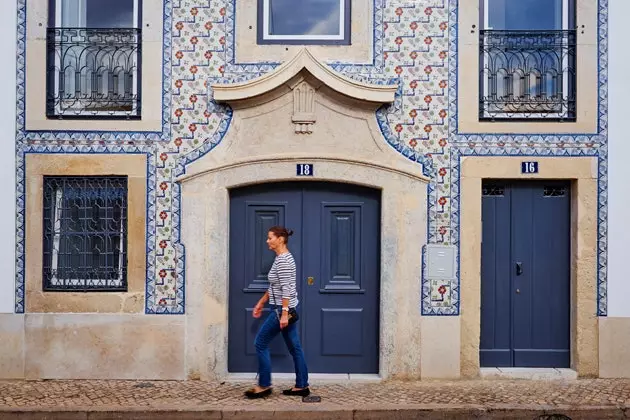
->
<box><xmin>269</xmin><ymin>262</ymin><xmax>279</xmax><ymax>317</ymax></box>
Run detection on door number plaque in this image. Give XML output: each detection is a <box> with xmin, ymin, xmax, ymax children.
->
<box><xmin>296</xmin><ymin>163</ymin><xmax>314</xmax><ymax>176</ymax></box>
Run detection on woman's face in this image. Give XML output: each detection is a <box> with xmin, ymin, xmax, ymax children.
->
<box><xmin>266</xmin><ymin>231</ymin><xmax>284</xmax><ymax>250</ymax></box>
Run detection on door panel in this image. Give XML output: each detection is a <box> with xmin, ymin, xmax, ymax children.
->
<box><xmin>480</xmin><ymin>183</ymin><xmax>513</xmax><ymax>367</ymax></box>
<box><xmin>303</xmin><ymin>184</ymin><xmax>380</xmax><ymax>373</ymax></box>
<box><xmin>321</xmin><ymin>204</ymin><xmax>363</xmax><ymax>292</ymax></box>
<box><xmin>228</xmin><ymin>182</ymin><xmax>380</xmax><ymax>374</ymax></box>
<box><xmin>481</xmin><ymin>181</ymin><xmax>570</xmax><ymax>368</ymax></box>
<box><xmin>321</xmin><ymin>308</ymin><xmax>364</xmax><ymax>356</ymax></box>
<box><xmin>228</xmin><ymin>187</ymin><xmax>303</xmax><ymax>373</ymax></box>
<box><xmin>512</xmin><ymin>182</ymin><xmax>570</xmax><ymax>367</ymax></box>
<box><xmin>244</xmin><ymin>203</ymin><xmax>287</xmax><ymax>292</ymax></box>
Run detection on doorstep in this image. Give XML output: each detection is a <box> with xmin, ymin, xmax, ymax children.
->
<box><xmin>225</xmin><ymin>373</ymin><xmax>382</xmax><ymax>383</ymax></box>
<box><xmin>480</xmin><ymin>367</ymin><xmax>578</xmax><ymax>380</ymax></box>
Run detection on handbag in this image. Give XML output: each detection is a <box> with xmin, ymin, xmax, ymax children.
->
<box><xmin>269</xmin><ymin>282</ymin><xmax>299</xmax><ymax>325</ymax></box>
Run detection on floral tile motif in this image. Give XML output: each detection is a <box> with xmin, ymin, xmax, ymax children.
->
<box><xmin>14</xmin><ymin>0</ymin><xmax>608</xmax><ymax>317</ymax></box>
<box><xmin>421</xmin><ymin>0</ymin><xmax>609</xmax><ymax>316</ymax></box>
<box><xmin>429</xmin><ymin>279</ymin><xmax>452</xmax><ymax>308</ymax></box>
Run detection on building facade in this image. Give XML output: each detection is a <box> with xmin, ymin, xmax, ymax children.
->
<box><xmin>0</xmin><ymin>0</ymin><xmax>628</xmax><ymax>380</ymax></box>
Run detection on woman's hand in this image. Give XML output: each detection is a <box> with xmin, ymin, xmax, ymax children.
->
<box><xmin>253</xmin><ymin>302</ymin><xmax>263</xmax><ymax>319</ymax></box>
<box><xmin>279</xmin><ymin>312</ymin><xmax>289</xmax><ymax>329</ymax></box>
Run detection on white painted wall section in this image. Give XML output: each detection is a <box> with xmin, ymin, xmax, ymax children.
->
<box><xmin>607</xmin><ymin>0</ymin><xmax>630</xmax><ymax>317</ymax></box>
<box><xmin>0</xmin><ymin>1</ymin><xmax>17</xmax><ymax>313</ymax></box>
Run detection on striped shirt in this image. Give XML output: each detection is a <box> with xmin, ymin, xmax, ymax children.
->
<box><xmin>267</xmin><ymin>252</ymin><xmax>299</xmax><ymax>307</ymax></box>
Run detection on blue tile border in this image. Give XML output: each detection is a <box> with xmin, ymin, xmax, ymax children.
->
<box><xmin>14</xmin><ymin>0</ymin><xmax>173</xmax><ymax>313</ymax></box>
<box><xmin>14</xmin><ymin>0</ymin><xmax>421</xmax><ymax>314</ymax></box>
<box><xmin>420</xmin><ymin>0</ymin><xmax>609</xmax><ymax>316</ymax></box>
<box><xmin>14</xmin><ymin>0</ymin><xmax>608</xmax><ymax>317</ymax></box>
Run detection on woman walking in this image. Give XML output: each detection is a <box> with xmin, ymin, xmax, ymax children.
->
<box><xmin>245</xmin><ymin>226</ymin><xmax>310</xmax><ymax>399</ymax></box>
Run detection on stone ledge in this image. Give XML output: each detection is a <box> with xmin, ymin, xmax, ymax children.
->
<box><xmin>0</xmin><ymin>406</ymin><xmax>627</xmax><ymax>420</ymax></box>
<box><xmin>480</xmin><ymin>368</ymin><xmax>579</xmax><ymax>380</ymax></box>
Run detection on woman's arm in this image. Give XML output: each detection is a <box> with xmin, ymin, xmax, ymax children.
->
<box><xmin>276</xmin><ymin>257</ymin><xmax>297</xmax><ymax>308</ymax></box>
<box><xmin>257</xmin><ymin>291</ymin><xmax>269</xmax><ymax>307</ymax></box>
<box><xmin>276</xmin><ymin>256</ymin><xmax>297</xmax><ymax>328</ymax></box>
<box><xmin>253</xmin><ymin>291</ymin><xmax>269</xmax><ymax>319</ymax></box>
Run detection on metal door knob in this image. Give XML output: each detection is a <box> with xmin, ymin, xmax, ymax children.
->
<box><xmin>307</xmin><ymin>277</ymin><xmax>314</xmax><ymax>285</ymax></box>
<box><xmin>516</xmin><ymin>289</ymin><xmax>520</xmax><ymax>294</ymax></box>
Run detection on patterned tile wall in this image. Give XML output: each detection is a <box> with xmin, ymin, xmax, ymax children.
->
<box><xmin>14</xmin><ymin>0</ymin><xmax>608</xmax><ymax>316</ymax></box>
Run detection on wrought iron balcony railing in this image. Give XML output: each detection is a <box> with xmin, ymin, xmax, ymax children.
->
<box><xmin>479</xmin><ymin>30</ymin><xmax>577</xmax><ymax>122</ymax></box>
<box><xmin>46</xmin><ymin>28</ymin><xmax>141</xmax><ymax>119</ymax></box>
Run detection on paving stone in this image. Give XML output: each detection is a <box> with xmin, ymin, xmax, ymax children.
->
<box><xmin>0</xmin><ymin>379</ymin><xmax>628</xmax><ymax>419</ymax></box>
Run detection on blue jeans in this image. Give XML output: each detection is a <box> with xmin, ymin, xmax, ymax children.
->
<box><xmin>254</xmin><ymin>305</ymin><xmax>309</xmax><ymax>388</ymax></box>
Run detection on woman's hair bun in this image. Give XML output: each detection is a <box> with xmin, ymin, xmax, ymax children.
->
<box><xmin>268</xmin><ymin>226</ymin><xmax>294</xmax><ymax>243</ymax></box>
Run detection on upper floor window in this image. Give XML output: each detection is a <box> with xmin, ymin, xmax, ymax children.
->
<box><xmin>43</xmin><ymin>176</ymin><xmax>128</xmax><ymax>292</ymax></box>
<box><xmin>479</xmin><ymin>0</ymin><xmax>577</xmax><ymax>121</ymax></box>
<box><xmin>46</xmin><ymin>0</ymin><xmax>142</xmax><ymax>119</ymax></box>
<box><xmin>257</xmin><ymin>0</ymin><xmax>351</xmax><ymax>45</ymax></box>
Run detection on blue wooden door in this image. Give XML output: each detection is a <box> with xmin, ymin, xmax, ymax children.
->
<box><xmin>228</xmin><ymin>184</ymin><xmax>303</xmax><ymax>373</ymax></box>
<box><xmin>480</xmin><ymin>181</ymin><xmax>570</xmax><ymax>368</ymax></box>
<box><xmin>228</xmin><ymin>182</ymin><xmax>380</xmax><ymax>374</ymax></box>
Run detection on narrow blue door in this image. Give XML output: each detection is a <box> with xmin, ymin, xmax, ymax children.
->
<box><xmin>302</xmin><ymin>183</ymin><xmax>380</xmax><ymax>373</ymax></box>
<box><xmin>228</xmin><ymin>184</ymin><xmax>303</xmax><ymax>373</ymax></box>
<box><xmin>480</xmin><ymin>181</ymin><xmax>570</xmax><ymax>368</ymax></box>
<box><xmin>228</xmin><ymin>182</ymin><xmax>380</xmax><ymax>374</ymax></box>
<box><xmin>480</xmin><ymin>183</ymin><xmax>512</xmax><ymax>367</ymax></box>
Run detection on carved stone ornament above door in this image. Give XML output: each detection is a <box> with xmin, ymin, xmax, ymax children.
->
<box><xmin>184</xmin><ymin>48</ymin><xmax>425</xmax><ymax>183</ymax></box>
<box><xmin>292</xmin><ymin>81</ymin><xmax>316</xmax><ymax>134</ymax></box>
<box><xmin>211</xmin><ymin>48</ymin><xmax>397</xmax><ymax>104</ymax></box>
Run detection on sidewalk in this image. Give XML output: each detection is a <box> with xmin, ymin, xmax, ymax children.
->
<box><xmin>0</xmin><ymin>377</ymin><xmax>629</xmax><ymax>419</ymax></box>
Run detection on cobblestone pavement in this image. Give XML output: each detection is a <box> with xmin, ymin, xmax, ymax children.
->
<box><xmin>0</xmin><ymin>378</ymin><xmax>628</xmax><ymax>418</ymax></box>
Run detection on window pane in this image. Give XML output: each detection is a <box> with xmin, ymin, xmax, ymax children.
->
<box><xmin>487</xmin><ymin>0</ymin><xmax>563</xmax><ymax>30</ymax></box>
<box><xmin>60</xmin><ymin>0</ymin><xmax>135</xmax><ymax>28</ymax></box>
<box><xmin>268</xmin><ymin>0</ymin><xmax>341</xmax><ymax>36</ymax></box>
<box><xmin>86</xmin><ymin>0</ymin><xmax>134</xmax><ymax>28</ymax></box>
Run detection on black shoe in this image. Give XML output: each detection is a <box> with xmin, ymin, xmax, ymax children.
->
<box><xmin>282</xmin><ymin>387</ymin><xmax>310</xmax><ymax>397</ymax></box>
<box><xmin>244</xmin><ymin>387</ymin><xmax>273</xmax><ymax>399</ymax></box>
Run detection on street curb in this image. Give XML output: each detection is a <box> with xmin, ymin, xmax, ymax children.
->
<box><xmin>0</xmin><ymin>405</ymin><xmax>627</xmax><ymax>419</ymax></box>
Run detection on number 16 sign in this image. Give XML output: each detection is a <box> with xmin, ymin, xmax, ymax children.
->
<box><xmin>521</xmin><ymin>161</ymin><xmax>539</xmax><ymax>174</ymax></box>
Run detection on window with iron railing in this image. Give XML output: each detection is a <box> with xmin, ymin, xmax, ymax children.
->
<box><xmin>46</xmin><ymin>0</ymin><xmax>141</xmax><ymax>119</ymax></box>
<box><xmin>43</xmin><ymin>176</ymin><xmax>128</xmax><ymax>292</ymax></box>
<box><xmin>479</xmin><ymin>0</ymin><xmax>577</xmax><ymax>121</ymax></box>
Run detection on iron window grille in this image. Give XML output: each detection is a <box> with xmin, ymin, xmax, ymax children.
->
<box><xmin>479</xmin><ymin>30</ymin><xmax>577</xmax><ymax>121</ymax></box>
<box><xmin>42</xmin><ymin>176</ymin><xmax>128</xmax><ymax>292</ymax></box>
<box><xmin>482</xmin><ymin>184</ymin><xmax>505</xmax><ymax>197</ymax></box>
<box><xmin>45</xmin><ymin>27</ymin><xmax>142</xmax><ymax>119</ymax></box>
<box><xmin>543</xmin><ymin>186</ymin><xmax>567</xmax><ymax>197</ymax></box>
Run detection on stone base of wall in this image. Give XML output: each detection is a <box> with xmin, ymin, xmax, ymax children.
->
<box><xmin>0</xmin><ymin>314</ymin><xmax>185</xmax><ymax>380</ymax></box>
<box><xmin>3</xmin><ymin>313</ymin><xmax>630</xmax><ymax>380</ymax></box>
<box><xmin>599</xmin><ymin>317</ymin><xmax>630</xmax><ymax>378</ymax></box>
<box><xmin>0</xmin><ymin>314</ymin><xmax>25</xmax><ymax>378</ymax></box>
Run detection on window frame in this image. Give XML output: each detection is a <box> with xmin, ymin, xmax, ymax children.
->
<box><xmin>50</xmin><ymin>0</ymin><xmax>141</xmax><ymax>28</ymax></box>
<box><xmin>46</xmin><ymin>0</ymin><xmax>143</xmax><ymax>120</ymax></box>
<box><xmin>256</xmin><ymin>0</ymin><xmax>351</xmax><ymax>45</ymax></box>
<box><xmin>42</xmin><ymin>175</ymin><xmax>129</xmax><ymax>293</ymax></box>
<box><xmin>478</xmin><ymin>0</ymin><xmax>577</xmax><ymax>122</ymax></box>
<box><xmin>480</xmin><ymin>0</ymin><xmax>574</xmax><ymax>31</ymax></box>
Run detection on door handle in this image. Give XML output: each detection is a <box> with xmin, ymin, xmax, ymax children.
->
<box><xmin>307</xmin><ymin>277</ymin><xmax>314</xmax><ymax>286</ymax></box>
<box><xmin>515</xmin><ymin>262</ymin><xmax>523</xmax><ymax>276</ymax></box>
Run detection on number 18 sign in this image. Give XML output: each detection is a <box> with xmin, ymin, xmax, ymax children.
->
<box><xmin>296</xmin><ymin>163</ymin><xmax>314</xmax><ymax>176</ymax></box>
